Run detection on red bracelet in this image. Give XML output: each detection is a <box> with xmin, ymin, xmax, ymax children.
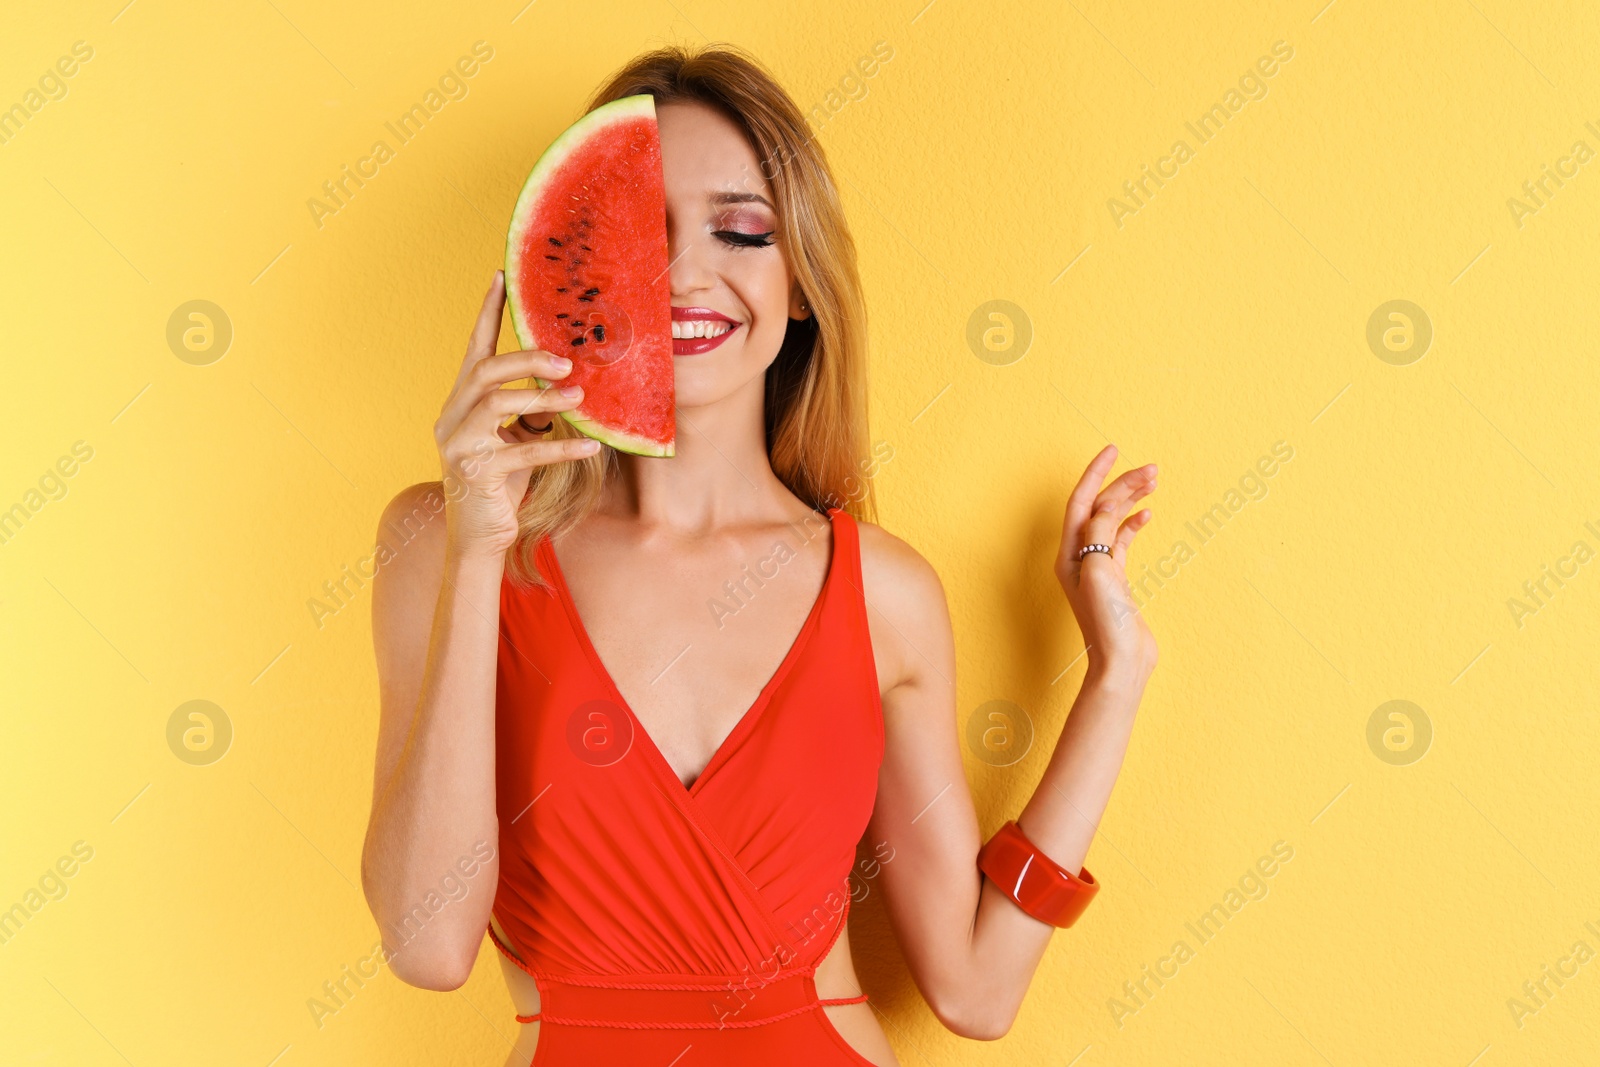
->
<box><xmin>977</xmin><ymin>820</ymin><xmax>1099</xmax><ymax>928</ymax></box>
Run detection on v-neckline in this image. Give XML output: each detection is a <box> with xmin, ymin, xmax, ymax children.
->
<box><xmin>539</xmin><ymin>508</ymin><xmax>841</xmax><ymax>800</ymax></box>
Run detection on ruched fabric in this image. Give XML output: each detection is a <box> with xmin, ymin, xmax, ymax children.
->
<box><xmin>491</xmin><ymin>507</ymin><xmax>884</xmax><ymax>1065</ymax></box>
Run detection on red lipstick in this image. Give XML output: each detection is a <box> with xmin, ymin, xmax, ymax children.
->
<box><xmin>671</xmin><ymin>306</ymin><xmax>741</xmax><ymax>356</ymax></box>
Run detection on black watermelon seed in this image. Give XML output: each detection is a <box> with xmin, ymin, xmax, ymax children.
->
<box><xmin>580</xmin><ymin>245</ymin><xmax>592</xmax><ymax>251</ymax></box>
<box><xmin>570</xmin><ymin>337</ymin><xmax>585</xmax><ymax>346</ymax></box>
<box><xmin>593</xmin><ymin>325</ymin><xmax>605</xmax><ymax>341</ymax></box>
<box><xmin>583</xmin><ymin>287</ymin><xmax>600</xmax><ymax>296</ymax></box>
<box><xmin>555</xmin><ymin>313</ymin><xmax>568</xmax><ymax>319</ymax></box>
<box><xmin>543</xmin><ymin>254</ymin><xmax>559</xmax><ymax>261</ymax></box>
<box><xmin>556</xmin><ymin>287</ymin><xmax>567</xmax><ymax>293</ymax></box>
<box><xmin>548</xmin><ymin>237</ymin><xmax>563</xmax><ymax>247</ymax></box>
<box><xmin>577</xmin><ymin>296</ymin><xmax>593</xmax><ymax>302</ymax></box>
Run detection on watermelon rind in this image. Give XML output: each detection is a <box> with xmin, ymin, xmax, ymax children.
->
<box><xmin>531</xmin><ymin>375</ymin><xmax>674</xmax><ymax>458</ymax></box>
<box><xmin>504</xmin><ymin>93</ymin><xmax>673</xmax><ymax>458</ymax></box>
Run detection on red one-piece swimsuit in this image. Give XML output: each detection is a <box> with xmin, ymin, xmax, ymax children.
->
<box><xmin>490</xmin><ymin>506</ymin><xmax>885</xmax><ymax>1065</ymax></box>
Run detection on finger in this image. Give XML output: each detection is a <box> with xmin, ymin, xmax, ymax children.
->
<box><xmin>1113</xmin><ymin>508</ymin><xmax>1151</xmax><ymax>555</ymax></box>
<box><xmin>496</xmin><ymin>435</ymin><xmax>603</xmax><ymax>472</ymax></box>
<box><xmin>1082</xmin><ymin>467</ymin><xmax>1155</xmax><ymax>550</ymax></box>
<box><xmin>443</xmin><ymin>271</ymin><xmax>506</xmax><ymax>411</ymax></box>
<box><xmin>462</xmin><ymin>384</ymin><xmax>583</xmax><ymax>439</ymax></box>
<box><xmin>469</xmin><ymin>270</ymin><xmax>505</xmax><ymax>360</ymax></box>
<box><xmin>1063</xmin><ymin>444</ymin><xmax>1120</xmax><ymax>536</ymax></box>
<box><xmin>440</xmin><ymin>349</ymin><xmax>573</xmax><ymax>436</ymax></box>
<box><xmin>1095</xmin><ymin>464</ymin><xmax>1158</xmax><ymax>526</ymax></box>
<box><xmin>499</xmin><ymin>415</ymin><xmax>549</xmax><ymax>444</ymax></box>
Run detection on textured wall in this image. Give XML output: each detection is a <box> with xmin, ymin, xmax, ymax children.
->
<box><xmin>4</xmin><ymin>1</ymin><xmax>1598</xmax><ymax>1063</ymax></box>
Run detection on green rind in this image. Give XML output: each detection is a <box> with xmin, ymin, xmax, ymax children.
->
<box><xmin>505</xmin><ymin>94</ymin><xmax>671</xmax><ymax>459</ymax></box>
<box><xmin>532</xmin><ymin>376</ymin><xmax>675</xmax><ymax>458</ymax></box>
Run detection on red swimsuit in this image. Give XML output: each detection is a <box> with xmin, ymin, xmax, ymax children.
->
<box><xmin>490</xmin><ymin>506</ymin><xmax>885</xmax><ymax>1065</ymax></box>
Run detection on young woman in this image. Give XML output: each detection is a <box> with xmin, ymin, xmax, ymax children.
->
<box><xmin>361</xmin><ymin>46</ymin><xmax>1157</xmax><ymax>1067</ymax></box>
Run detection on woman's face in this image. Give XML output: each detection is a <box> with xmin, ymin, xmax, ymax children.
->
<box><xmin>656</xmin><ymin>101</ymin><xmax>806</xmax><ymax>409</ymax></box>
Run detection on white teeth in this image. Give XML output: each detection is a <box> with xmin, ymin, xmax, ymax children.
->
<box><xmin>671</xmin><ymin>320</ymin><xmax>733</xmax><ymax>340</ymax></box>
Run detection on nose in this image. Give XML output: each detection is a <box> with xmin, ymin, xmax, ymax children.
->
<box><xmin>666</xmin><ymin>214</ymin><xmax>714</xmax><ymax>299</ymax></box>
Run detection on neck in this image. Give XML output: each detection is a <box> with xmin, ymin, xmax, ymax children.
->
<box><xmin>606</xmin><ymin>374</ymin><xmax>795</xmax><ymax>533</ymax></box>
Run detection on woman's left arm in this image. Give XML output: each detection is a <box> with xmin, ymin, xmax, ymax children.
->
<box><xmin>860</xmin><ymin>444</ymin><xmax>1157</xmax><ymax>1040</ymax></box>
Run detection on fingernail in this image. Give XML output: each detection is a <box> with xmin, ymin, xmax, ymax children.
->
<box><xmin>579</xmin><ymin>439</ymin><xmax>601</xmax><ymax>452</ymax></box>
<box><xmin>495</xmin><ymin>269</ymin><xmax>504</xmax><ymax>283</ymax></box>
<box><xmin>561</xmin><ymin>385</ymin><xmax>582</xmax><ymax>397</ymax></box>
<box><xmin>551</xmin><ymin>355</ymin><xmax>572</xmax><ymax>371</ymax></box>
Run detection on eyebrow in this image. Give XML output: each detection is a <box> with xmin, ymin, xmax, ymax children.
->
<box><xmin>709</xmin><ymin>191</ymin><xmax>775</xmax><ymax>210</ymax></box>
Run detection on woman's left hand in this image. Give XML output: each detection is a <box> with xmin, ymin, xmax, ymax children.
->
<box><xmin>1054</xmin><ymin>444</ymin><xmax>1159</xmax><ymax>682</ymax></box>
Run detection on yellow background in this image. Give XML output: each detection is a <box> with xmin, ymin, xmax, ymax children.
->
<box><xmin>4</xmin><ymin>0</ymin><xmax>1597</xmax><ymax>1063</ymax></box>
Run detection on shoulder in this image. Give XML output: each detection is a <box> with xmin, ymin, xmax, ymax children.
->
<box><xmin>379</xmin><ymin>480</ymin><xmax>449</xmax><ymax>539</ymax></box>
<box><xmin>853</xmin><ymin>517</ymin><xmax>944</xmax><ymax>607</ymax></box>
<box><xmin>851</xmin><ymin>517</ymin><xmax>953</xmax><ymax>690</ymax></box>
<box><xmin>373</xmin><ymin>481</ymin><xmax>452</xmax><ymax>594</ymax></box>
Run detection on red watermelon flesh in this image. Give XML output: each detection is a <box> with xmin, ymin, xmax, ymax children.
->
<box><xmin>504</xmin><ymin>94</ymin><xmax>674</xmax><ymax>456</ymax></box>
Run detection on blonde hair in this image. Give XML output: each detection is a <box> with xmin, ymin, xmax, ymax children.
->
<box><xmin>506</xmin><ymin>44</ymin><xmax>877</xmax><ymax>587</ymax></box>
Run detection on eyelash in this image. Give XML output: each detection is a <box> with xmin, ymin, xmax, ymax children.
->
<box><xmin>713</xmin><ymin>229</ymin><xmax>775</xmax><ymax>249</ymax></box>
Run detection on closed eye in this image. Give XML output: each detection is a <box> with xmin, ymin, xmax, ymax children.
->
<box><xmin>713</xmin><ymin>230</ymin><xmax>775</xmax><ymax>248</ymax></box>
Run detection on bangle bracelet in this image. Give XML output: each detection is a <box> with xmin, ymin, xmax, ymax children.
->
<box><xmin>977</xmin><ymin>820</ymin><xmax>1099</xmax><ymax>928</ymax></box>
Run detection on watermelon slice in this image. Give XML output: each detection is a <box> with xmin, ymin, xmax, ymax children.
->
<box><xmin>504</xmin><ymin>94</ymin><xmax>674</xmax><ymax>456</ymax></box>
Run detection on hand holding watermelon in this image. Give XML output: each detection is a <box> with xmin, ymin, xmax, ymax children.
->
<box><xmin>434</xmin><ymin>270</ymin><xmax>602</xmax><ymax>558</ymax></box>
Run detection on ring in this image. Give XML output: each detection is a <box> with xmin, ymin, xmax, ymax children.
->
<box><xmin>1077</xmin><ymin>543</ymin><xmax>1112</xmax><ymax>561</ymax></box>
<box><xmin>517</xmin><ymin>413</ymin><xmax>554</xmax><ymax>434</ymax></box>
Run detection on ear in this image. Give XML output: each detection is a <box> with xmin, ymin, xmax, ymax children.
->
<box><xmin>788</xmin><ymin>283</ymin><xmax>811</xmax><ymax>321</ymax></box>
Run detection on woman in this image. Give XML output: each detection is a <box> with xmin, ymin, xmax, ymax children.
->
<box><xmin>361</xmin><ymin>45</ymin><xmax>1157</xmax><ymax>1067</ymax></box>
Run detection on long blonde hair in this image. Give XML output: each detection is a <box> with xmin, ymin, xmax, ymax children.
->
<box><xmin>505</xmin><ymin>44</ymin><xmax>876</xmax><ymax>587</ymax></box>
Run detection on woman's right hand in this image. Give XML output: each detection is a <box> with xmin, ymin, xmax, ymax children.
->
<box><xmin>434</xmin><ymin>270</ymin><xmax>601</xmax><ymax>557</ymax></box>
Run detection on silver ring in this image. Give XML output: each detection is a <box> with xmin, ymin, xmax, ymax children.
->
<box><xmin>1077</xmin><ymin>543</ymin><xmax>1112</xmax><ymax>561</ymax></box>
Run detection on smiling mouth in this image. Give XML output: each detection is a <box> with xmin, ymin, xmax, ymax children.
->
<box><xmin>670</xmin><ymin>308</ymin><xmax>741</xmax><ymax>355</ymax></box>
<box><xmin>670</xmin><ymin>320</ymin><xmax>734</xmax><ymax>340</ymax></box>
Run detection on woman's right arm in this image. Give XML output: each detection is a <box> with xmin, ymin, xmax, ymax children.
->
<box><xmin>360</xmin><ymin>271</ymin><xmax>601</xmax><ymax>990</ymax></box>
